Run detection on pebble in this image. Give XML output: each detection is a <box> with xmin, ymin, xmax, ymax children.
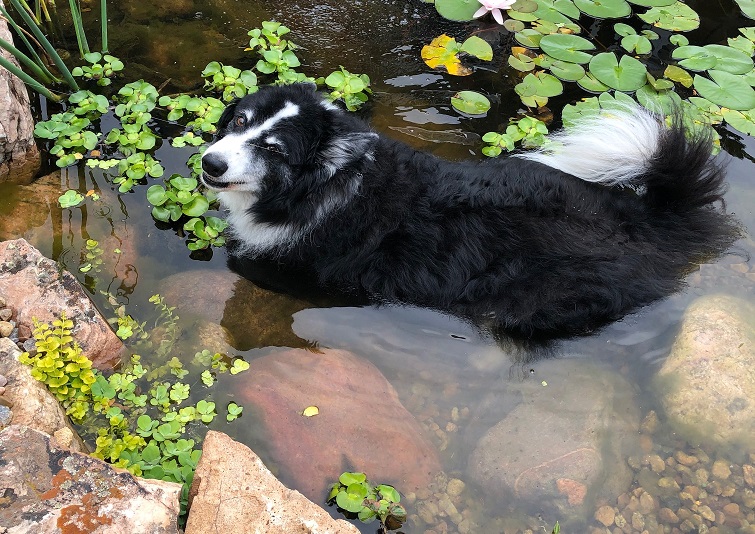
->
<box><xmin>675</xmin><ymin>451</ymin><xmax>699</xmax><ymax>466</ymax></box>
<box><xmin>595</xmin><ymin>505</ymin><xmax>615</xmax><ymax>527</ymax></box>
<box><xmin>640</xmin><ymin>410</ymin><xmax>659</xmax><ymax>434</ymax></box>
<box><xmin>446</xmin><ymin>479</ymin><xmax>465</xmax><ymax>498</ymax></box>
<box><xmin>0</xmin><ymin>374</ymin><xmax>7</xmax><ymax>387</ymax></box>
<box><xmin>743</xmin><ymin>465</ymin><xmax>755</xmax><ymax>487</ymax></box>
<box><xmin>649</xmin><ymin>454</ymin><xmax>666</xmax><ymax>473</ymax></box>
<box><xmin>0</xmin><ymin>321</ymin><xmax>13</xmax><ymax>338</ymax></box>
<box><xmin>712</xmin><ymin>460</ymin><xmax>732</xmax><ymax>480</ymax></box>
<box><xmin>0</xmin><ymin>308</ymin><xmax>11</xmax><ymax>321</ymax></box>
<box><xmin>0</xmin><ymin>405</ymin><xmax>11</xmax><ymax>428</ymax></box>
<box><xmin>659</xmin><ymin>507</ymin><xmax>680</xmax><ymax>523</ymax></box>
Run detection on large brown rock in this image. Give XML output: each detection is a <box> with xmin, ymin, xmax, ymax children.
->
<box><xmin>468</xmin><ymin>359</ymin><xmax>639</xmax><ymax>515</ymax></box>
<box><xmin>0</xmin><ymin>9</ymin><xmax>40</xmax><ymax>184</ymax></box>
<box><xmin>656</xmin><ymin>294</ymin><xmax>755</xmax><ymax>447</ymax></box>
<box><xmin>0</xmin><ymin>425</ymin><xmax>181</xmax><ymax>533</ymax></box>
<box><xmin>185</xmin><ymin>431</ymin><xmax>359</xmax><ymax>534</ymax></box>
<box><xmin>0</xmin><ymin>238</ymin><xmax>125</xmax><ymax>369</ymax></box>
<box><xmin>233</xmin><ymin>348</ymin><xmax>441</xmax><ymax>501</ymax></box>
<box><xmin>0</xmin><ymin>337</ymin><xmax>86</xmax><ymax>451</ymax></box>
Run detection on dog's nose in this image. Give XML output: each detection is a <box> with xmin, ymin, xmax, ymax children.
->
<box><xmin>202</xmin><ymin>152</ymin><xmax>228</xmax><ymax>177</ymax></box>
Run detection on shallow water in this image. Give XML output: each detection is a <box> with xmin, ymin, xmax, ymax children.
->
<box><xmin>3</xmin><ymin>0</ymin><xmax>755</xmax><ymax>531</ymax></box>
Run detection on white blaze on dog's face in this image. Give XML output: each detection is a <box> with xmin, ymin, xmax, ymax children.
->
<box><xmin>200</xmin><ymin>101</ymin><xmax>299</xmax><ymax>193</ymax></box>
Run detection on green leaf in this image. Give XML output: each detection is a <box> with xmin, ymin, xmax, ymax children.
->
<box><xmin>635</xmin><ymin>84</ymin><xmax>682</xmax><ymax>114</ymax></box>
<box><xmin>434</xmin><ymin>0</ymin><xmax>480</xmax><ymax>20</ymax></box>
<box><xmin>613</xmin><ymin>23</ymin><xmax>636</xmax><ymax>36</ymax></box>
<box><xmin>339</xmin><ymin>472</ymin><xmax>367</xmax><ymax>486</ymax></box>
<box><xmin>548</xmin><ymin>60</ymin><xmax>586</xmax><ymax>81</ymax></box>
<box><xmin>671</xmin><ymin>46</ymin><xmax>717</xmax><ymax>71</ymax></box>
<box><xmin>576</xmin><ymin>72</ymin><xmax>610</xmax><ymax>92</ymax></box>
<box><xmin>516</xmin><ymin>71</ymin><xmax>564</xmax><ymax>107</ymax></box>
<box><xmin>722</xmin><ymin>108</ymin><xmax>755</xmax><ymax>135</ymax></box>
<box><xmin>450</xmin><ymin>91</ymin><xmax>491</xmax><ymax>115</ymax></box>
<box><xmin>733</xmin><ymin>0</ymin><xmax>755</xmax><ymax>19</ymax></box>
<box><xmin>59</xmin><ymin>190</ymin><xmax>85</xmax><ymax>208</ymax></box>
<box><xmin>539</xmin><ymin>33</ymin><xmax>596</xmax><ymax>64</ymax></box>
<box><xmin>336</xmin><ymin>490</ymin><xmax>366</xmax><ymax>513</ymax></box>
<box><xmin>533</xmin><ymin>0</ymin><xmax>581</xmax><ymax>23</ymax></box>
<box><xmin>621</xmin><ymin>34</ymin><xmax>653</xmax><ymax>54</ymax></box>
<box><xmin>626</xmin><ymin>0</ymin><xmax>675</xmax><ymax>5</ymax></box>
<box><xmin>460</xmin><ymin>36</ymin><xmax>493</xmax><ymax>61</ymax></box>
<box><xmin>669</xmin><ymin>34</ymin><xmax>689</xmax><ymax>47</ymax></box>
<box><xmin>702</xmin><ymin>44</ymin><xmax>754</xmax><ymax>75</ymax></box>
<box><xmin>693</xmin><ymin>70</ymin><xmax>755</xmax><ymax>110</ymax></box>
<box><xmin>574</xmin><ymin>0</ymin><xmax>631</xmax><ymax>19</ymax></box>
<box><xmin>515</xmin><ymin>29</ymin><xmax>544</xmax><ymax>48</ymax></box>
<box><xmin>638</xmin><ymin>2</ymin><xmax>700</xmax><ymax>31</ymax></box>
<box><xmin>588</xmin><ymin>52</ymin><xmax>647</xmax><ymax>91</ymax></box>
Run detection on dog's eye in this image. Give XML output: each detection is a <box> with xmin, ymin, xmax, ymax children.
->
<box><xmin>234</xmin><ymin>115</ymin><xmax>245</xmax><ymax>127</ymax></box>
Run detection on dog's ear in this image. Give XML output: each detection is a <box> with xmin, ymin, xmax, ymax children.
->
<box><xmin>217</xmin><ymin>98</ymin><xmax>240</xmax><ymax>130</ymax></box>
<box><xmin>318</xmin><ymin>132</ymin><xmax>379</xmax><ymax>176</ymax></box>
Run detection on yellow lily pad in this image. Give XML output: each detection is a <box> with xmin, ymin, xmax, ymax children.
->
<box><xmin>421</xmin><ymin>34</ymin><xmax>472</xmax><ymax>76</ymax></box>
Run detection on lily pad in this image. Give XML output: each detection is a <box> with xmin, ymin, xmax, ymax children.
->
<box><xmin>626</xmin><ymin>0</ymin><xmax>675</xmax><ymax>5</ymax></box>
<box><xmin>613</xmin><ymin>23</ymin><xmax>636</xmax><ymax>36</ymax></box>
<box><xmin>671</xmin><ymin>46</ymin><xmax>717</xmax><ymax>72</ymax></box>
<box><xmin>504</xmin><ymin>19</ymin><xmax>526</xmax><ymax>32</ymax></box>
<box><xmin>702</xmin><ymin>44</ymin><xmax>754</xmax><ymax>75</ymax></box>
<box><xmin>638</xmin><ymin>2</ymin><xmax>700</xmax><ymax>31</ymax></box>
<box><xmin>515</xmin><ymin>72</ymin><xmax>564</xmax><ymax>107</ymax></box>
<box><xmin>635</xmin><ymin>84</ymin><xmax>682</xmax><ymax>114</ymax></box>
<box><xmin>728</xmin><ymin>36</ymin><xmax>755</xmax><ymax>56</ymax></box>
<box><xmin>621</xmin><ymin>34</ymin><xmax>653</xmax><ymax>54</ymax></box>
<box><xmin>451</xmin><ymin>91</ymin><xmax>491</xmax><ymax>115</ymax></box>
<box><xmin>722</xmin><ymin>108</ymin><xmax>755</xmax><ymax>135</ymax></box>
<box><xmin>577</xmin><ymin>72</ymin><xmax>610</xmax><ymax>92</ymax></box>
<box><xmin>574</xmin><ymin>0</ymin><xmax>631</xmax><ymax>19</ymax></box>
<box><xmin>733</xmin><ymin>0</ymin><xmax>755</xmax><ymax>19</ymax></box>
<box><xmin>421</xmin><ymin>35</ymin><xmax>471</xmax><ymax>76</ymax></box>
<box><xmin>548</xmin><ymin>59</ymin><xmax>586</xmax><ymax>81</ymax></box>
<box><xmin>515</xmin><ymin>29</ymin><xmax>544</xmax><ymax>48</ymax></box>
<box><xmin>509</xmin><ymin>52</ymin><xmax>537</xmax><ymax>71</ymax></box>
<box><xmin>539</xmin><ymin>33</ymin><xmax>596</xmax><ymax>64</ymax></box>
<box><xmin>59</xmin><ymin>190</ymin><xmax>85</xmax><ymax>208</ymax></box>
<box><xmin>434</xmin><ymin>0</ymin><xmax>479</xmax><ymax>21</ymax></box>
<box><xmin>589</xmin><ymin>52</ymin><xmax>647</xmax><ymax>91</ymax></box>
<box><xmin>664</xmin><ymin>64</ymin><xmax>693</xmax><ymax>87</ymax></box>
<box><xmin>669</xmin><ymin>34</ymin><xmax>689</xmax><ymax>47</ymax></box>
<box><xmin>533</xmin><ymin>0</ymin><xmax>581</xmax><ymax>24</ymax></box>
<box><xmin>460</xmin><ymin>36</ymin><xmax>494</xmax><ymax>61</ymax></box>
<box><xmin>693</xmin><ymin>70</ymin><xmax>755</xmax><ymax>110</ymax></box>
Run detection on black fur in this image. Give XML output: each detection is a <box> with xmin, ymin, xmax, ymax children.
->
<box><xmin>202</xmin><ymin>84</ymin><xmax>741</xmax><ymax>341</ymax></box>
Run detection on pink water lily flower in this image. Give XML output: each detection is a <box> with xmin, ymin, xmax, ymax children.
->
<box><xmin>474</xmin><ymin>0</ymin><xmax>517</xmax><ymax>25</ymax></box>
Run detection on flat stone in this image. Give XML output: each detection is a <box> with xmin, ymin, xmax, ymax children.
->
<box><xmin>0</xmin><ymin>239</ymin><xmax>125</xmax><ymax>369</ymax></box>
<box><xmin>656</xmin><ymin>295</ymin><xmax>755</xmax><ymax>447</ymax></box>
<box><xmin>0</xmin><ymin>425</ymin><xmax>181</xmax><ymax>533</ymax></box>
<box><xmin>185</xmin><ymin>431</ymin><xmax>359</xmax><ymax>534</ymax></box>
<box><xmin>0</xmin><ymin>337</ymin><xmax>86</xmax><ymax>452</ymax></box>
<box><xmin>232</xmin><ymin>348</ymin><xmax>441</xmax><ymax>501</ymax></box>
<box><xmin>468</xmin><ymin>359</ymin><xmax>639</xmax><ymax>513</ymax></box>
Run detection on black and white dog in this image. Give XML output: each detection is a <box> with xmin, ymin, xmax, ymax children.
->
<box><xmin>200</xmin><ymin>83</ymin><xmax>739</xmax><ymax>341</ymax></box>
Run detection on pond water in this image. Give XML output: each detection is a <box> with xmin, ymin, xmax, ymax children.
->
<box><xmin>2</xmin><ymin>0</ymin><xmax>755</xmax><ymax>532</ymax></box>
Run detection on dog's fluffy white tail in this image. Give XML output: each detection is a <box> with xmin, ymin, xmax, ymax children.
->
<box><xmin>516</xmin><ymin>106</ymin><xmax>663</xmax><ymax>186</ymax></box>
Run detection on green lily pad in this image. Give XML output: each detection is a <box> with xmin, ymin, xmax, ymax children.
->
<box><xmin>450</xmin><ymin>91</ymin><xmax>491</xmax><ymax>115</ymax></box>
<box><xmin>574</xmin><ymin>0</ymin><xmax>631</xmax><ymax>19</ymax></box>
<box><xmin>509</xmin><ymin>53</ymin><xmax>536</xmax><ymax>71</ymax></box>
<box><xmin>515</xmin><ymin>29</ymin><xmax>544</xmax><ymax>48</ymax></box>
<box><xmin>722</xmin><ymin>108</ymin><xmax>755</xmax><ymax>135</ymax></box>
<box><xmin>533</xmin><ymin>0</ymin><xmax>581</xmax><ymax>24</ymax></box>
<box><xmin>626</xmin><ymin>0</ymin><xmax>675</xmax><ymax>6</ymax></box>
<box><xmin>589</xmin><ymin>52</ymin><xmax>648</xmax><ymax>91</ymax></box>
<box><xmin>693</xmin><ymin>70</ymin><xmax>755</xmax><ymax>110</ymax></box>
<box><xmin>577</xmin><ymin>72</ymin><xmax>610</xmax><ymax>92</ymax></box>
<box><xmin>621</xmin><ymin>34</ymin><xmax>653</xmax><ymax>54</ymax></box>
<box><xmin>638</xmin><ymin>2</ymin><xmax>700</xmax><ymax>31</ymax></box>
<box><xmin>59</xmin><ymin>190</ymin><xmax>85</xmax><ymax>208</ymax></box>
<box><xmin>669</xmin><ymin>34</ymin><xmax>689</xmax><ymax>46</ymax></box>
<box><xmin>733</xmin><ymin>0</ymin><xmax>755</xmax><ymax>19</ymax></box>
<box><xmin>460</xmin><ymin>36</ymin><xmax>494</xmax><ymax>61</ymax></box>
<box><xmin>515</xmin><ymin>72</ymin><xmax>564</xmax><ymax>107</ymax></box>
<box><xmin>635</xmin><ymin>84</ymin><xmax>682</xmax><ymax>114</ymax></box>
<box><xmin>671</xmin><ymin>46</ymin><xmax>717</xmax><ymax>71</ymax></box>
<box><xmin>435</xmin><ymin>0</ymin><xmax>479</xmax><ymax>21</ymax></box>
<box><xmin>702</xmin><ymin>44</ymin><xmax>754</xmax><ymax>75</ymax></box>
<box><xmin>728</xmin><ymin>36</ymin><xmax>755</xmax><ymax>56</ymax></box>
<box><xmin>548</xmin><ymin>59</ymin><xmax>586</xmax><ymax>81</ymax></box>
<box><xmin>504</xmin><ymin>19</ymin><xmax>526</xmax><ymax>32</ymax></box>
<box><xmin>613</xmin><ymin>23</ymin><xmax>636</xmax><ymax>36</ymax></box>
<box><xmin>539</xmin><ymin>33</ymin><xmax>596</xmax><ymax>64</ymax></box>
<box><xmin>561</xmin><ymin>92</ymin><xmax>635</xmax><ymax>126</ymax></box>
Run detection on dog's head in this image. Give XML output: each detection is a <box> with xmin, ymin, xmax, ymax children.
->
<box><xmin>200</xmin><ymin>83</ymin><xmax>378</xmax><ymax>197</ymax></box>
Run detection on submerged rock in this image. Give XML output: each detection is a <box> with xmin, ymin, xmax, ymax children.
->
<box><xmin>0</xmin><ymin>425</ymin><xmax>181</xmax><ymax>533</ymax></box>
<box><xmin>468</xmin><ymin>359</ymin><xmax>640</xmax><ymax>514</ymax></box>
<box><xmin>656</xmin><ymin>294</ymin><xmax>755</xmax><ymax>447</ymax></box>
<box><xmin>0</xmin><ymin>239</ymin><xmax>125</xmax><ymax>369</ymax></box>
<box><xmin>159</xmin><ymin>269</ymin><xmax>310</xmax><ymax>351</ymax></box>
<box><xmin>232</xmin><ymin>348</ymin><xmax>441</xmax><ymax>501</ymax></box>
<box><xmin>185</xmin><ymin>430</ymin><xmax>359</xmax><ymax>534</ymax></box>
<box><xmin>0</xmin><ymin>337</ymin><xmax>86</xmax><ymax>451</ymax></box>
